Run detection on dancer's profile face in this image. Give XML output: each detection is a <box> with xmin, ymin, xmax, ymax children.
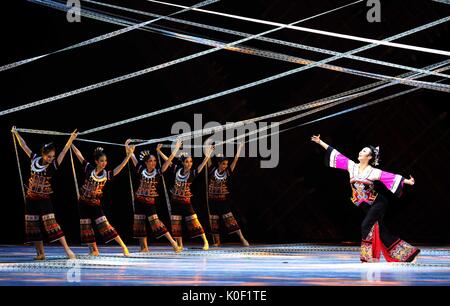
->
<box><xmin>42</xmin><ymin>150</ymin><xmax>56</xmax><ymax>164</ymax></box>
<box><xmin>218</xmin><ymin>160</ymin><xmax>228</xmax><ymax>172</ymax></box>
<box><xmin>146</xmin><ymin>156</ymin><xmax>157</xmax><ymax>170</ymax></box>
<box><xmin>358</xmin><ymin>147</ymin><xmax>373</xmax><ymax>163</ymax></box>
<box><xmin>183</xmin><ymin>157</ymin><xmax>193</xmax><ymax>170</ymax></box>
<box><xmin>95</xmin><ymin>155</ymin><xmax>108</xmax><ymax>169</ymax></box>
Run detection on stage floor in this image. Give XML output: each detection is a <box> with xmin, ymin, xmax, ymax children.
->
<box><xmin>1</xmin><ymin>244</ymin><xmax>450</xmax><ymax>286</ymax></box>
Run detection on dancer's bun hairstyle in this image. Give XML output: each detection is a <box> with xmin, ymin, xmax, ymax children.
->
<box><xmin>41</xmin><ymin>142</ymin><xmax>55</xmax><ymax>155</ymax></box>
<box><xmin>93</xmin><ymin>147</ymin><xmax>106</xmax><ymax>160</ymax></box>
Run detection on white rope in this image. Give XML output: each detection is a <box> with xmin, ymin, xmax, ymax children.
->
<box><xmin>4</xmin><ymin>4</ymin><xmax>449</xmax><ymax>120</ymax></box>
<box><xmin>80</xmin><ymin>0</ymin><xmax>450</xmax><ymax>80</ymax></box>
<box><xmin>0</xmin><ymin>0</ymin><xmax>367</xmax><ymax>117</ymax></box>
<box><xmin>14</xmin><ymin>128</ymin><xmax>127</xmax><ymax>146</ymax></box>
<box><xmin>75</xmin><ymin>138</ymin><xmax>126</xmax><ymax>146</ymax></box>
<box><xmin>0</xmin><ymin>0</ymin><xmax>219</xmax><ymax>73</ymax></box>
<box><xmin>121</xmin><ymin>27</ymin><xmax>450</xmax><ymax>91</ymax></box>
<box><xmin>217</xmin><ymin>70</ymin><xmax>450</xmax><ymax>147</ymax></box>
<box><xmin>132</xmin><ymin>90</ymin><xmax>384</xmax><ymax>147</ymax></box>
<box><xmin>175</xmin><ymin>61</ymin><xmax>448</xmax><ymax>148</ymax></box>
<box><xmin>157</xmin><ymin>154</ymin><xmax>172</xmax><ymax>219</ymax></box>
<box><xmin>12</xmin><ymin>132</ymin><xmax>27</xmax><ymax>204</ymax></box>
<box><xmin>77</xmin><ymin>16</ymin><xmax>450</xmax><ymax>135</ymax></box>
<box><xmin>13</xmin><ymin>128</ymin><xmax>69</xmax><ymax>136</ymax></box>
<box><xmin>147</xmin><ymin>0</ymin><xmax>450</xmax><ymax>57</ymax></box>
<box><xmin>53</xmin><ymin>5</ymin><xmax>450</xmax><ymax>91</ymax></box>
<box><xmin>243</xmin><ymin>81</ymin><xmax>445</xmax><ymax>145</ymax></box>
<box><xmin>112</xmin><ymin>60</ymin><xmax>450</xmax><ymax>147</ymax></box>
<box><xmin>432</xmin><ymin>0</ymin><xmax>450</xmax><ymax>4</ymax></box>
<box><xmin>14</xmin><ymin>60</ymin><xmax>450</xmax><ymax>148</ymax></box>
<box><xmin>204</xmin><ymin>163</ymin><xmax>215</xmax><ymax>244</ymax></box>
<box><xmin>69</xmin><ymin>147</ymin><xmax>80</xmax><ymax>200</ymax></box>
<box><xmin>127</xmin><ymin>163</ymin><xmax>136</xmax><ymax>214</ymax></box>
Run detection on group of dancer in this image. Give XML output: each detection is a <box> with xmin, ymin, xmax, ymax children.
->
<box><xmin>12</xmin><ymin>127</ymin><xmax>248</xmax><ymax>259</ymax></box>
<box><xmin>11</xmin><ymin>126</ymin><xmax>420</xmax><ymax>263</ymax></box>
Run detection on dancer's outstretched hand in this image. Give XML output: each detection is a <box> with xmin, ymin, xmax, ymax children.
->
<box><xmin>174</xmin><ymin>139</ymin><xmax>183</xmax><ymax>149</ymax></box>
<box><xmin>311</xmin><ymin>134</ymin><xmax>321</xmax><ymax>144</ymax></box>
<box><xmin>125</xmin><ymin>139</ymin><xmax>135</xmax><ymax>155</ymax></box>
<box><xmin>70</xmin><ymin>129</ymin><xmax>78</xmax><ymax>140</ymax></box>
<box><xmin>405</xmin><ymin>175</ymin><xmax>415</xmax><ymax>186</ymax></box>
<box><xmin>205</xmin><ymin>144</ymin><xmax>215</xmax><ymax>157</ymax></box>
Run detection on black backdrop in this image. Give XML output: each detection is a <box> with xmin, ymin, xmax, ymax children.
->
<box><xmin>0</xmin><ymin>0</ymin><xmax>449</xmax><ymax>245</ymax></box>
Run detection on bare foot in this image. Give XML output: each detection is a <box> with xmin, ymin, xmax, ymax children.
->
<box><xmin>66</xmin><ymin>249</ymin><xmax>76</xmax><ymax>260</ymax></box>
<box><xmin>34</xmin><ymin>254</ymin><xmax>46</xmax><ymax>261</ymax></box>
<box><xmin>89</xmin><ymin>250</ymin><xmax>100</xmax><ymax>256</ymax></box>
<box><xmin>203</xmin><ymin>242</ymin><xmax>209</xmax><ymax>251</ymax></box>
<box><xmin>123</xmin><ymin>247</ymin><xmax>130</xmax><ymax>257</ymax></box>
<box><xmin>139</xmin><ymin>248</ymin><xmax>149</xmax><ymax>253</ymax></box>
<box><xmin>242</xmin><ymin>239</ymin><xmax>250</xmax><ymax>247</ymax></box>
<box><xmin>173</xmin><ymin>245</ymin><xmax>182</xmax><ymax>253</ymax></box>
<box><xmin>213</xmin><ymin>243</ymin><xmax>221</xmax><ymax>247</ymax></box>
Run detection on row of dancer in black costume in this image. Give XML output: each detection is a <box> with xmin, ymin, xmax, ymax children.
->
<box><xmin>12</xmin><ymin>127</ymin><xmax>248</xmax><ymax>259</ymax></box>
<box><xmin>11</xmin><ymin>126</ymin><xmax>420</xmax><ymax>263</ymax></box>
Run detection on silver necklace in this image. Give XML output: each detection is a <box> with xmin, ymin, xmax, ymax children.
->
<box><xmin>214</xmin><ymin>169</ymin><xmax>227</xmax><ymax>181</ymax></box>
<box><xmin>91</xmin><ymin>169</ymin><xmax>107</xmax><ymax>182</ymax></box>
<box><xmin>142</xmin><ymin>168</ymin><xmax>157</xmax><ymax>179</ymax></box>
<box><xmin>31</xmin><ymin>157</ymin><xmax>49</xmax><ymax>173</ymax></box>
<box><xmin>176</xmin><ymin>168</ymin><xmax>190</xmax><ymax>182</ymax></box>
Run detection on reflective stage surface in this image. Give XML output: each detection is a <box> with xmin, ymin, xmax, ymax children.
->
<box><xmin>1</xmin><ymin>244</ymin><xmax>449</xmax><ymax>285</ymax></box>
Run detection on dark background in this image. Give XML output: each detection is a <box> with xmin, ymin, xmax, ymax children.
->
<box><xmin>0</xmin><ymin>0</ymin><xmax>449</xmax><ymax>245</ymax></box>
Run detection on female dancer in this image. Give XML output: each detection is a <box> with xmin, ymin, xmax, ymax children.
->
<box><xmin>129</xmin><ymin>140</ymin><xmax>182</xmax><ymax>253</ymax></box>
<box><xmin>311</xmin><ymin>134</ymin><xmax>420</xmax><ymax>262</ymax></box>
<box><xmin>12</xmin><ymin>126</ymin><xmax>77</xmax><ymax>260</ymax></box>
<box><xmin>158</xmin><ymin>143</ymin><xmax>214</xmax><ymax>251</ymax></box>
<box><xmin>207</xmin><ymin>143</ymin><xmax>249</xmax><ymax>247</ymax></box>
<box><xmin>71</xmin><ymin>140</ymin><xmax>134</xmax><ymax>256</ymax></box>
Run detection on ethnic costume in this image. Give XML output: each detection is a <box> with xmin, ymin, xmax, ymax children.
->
<box><xmin>208</xmin><ymin>167</ymin><xmax>241</xmax><ymax>236</ymax></box>
<box><xmin>24</xmin><ymin>153</ymin><xmax>65</xmax><ymax>243</ymax></box>
<box><xmin>169</xmin><ymin>159</ymin><xmax>205</xmax><ymax>239</ymax></box>
<box><xmin>132</xmin><ymin>163</ymin><xmax>169</xmax><ymax>239</ymax></box>
<box><xmin>78</xmin><ymin>161</ymin><xmax>118</xmax><ymax>244</ymax></box>
<box><xmin>325</xmin><ymin>146</ymin><xmax>420</xmax><ymax>262</ymax></box>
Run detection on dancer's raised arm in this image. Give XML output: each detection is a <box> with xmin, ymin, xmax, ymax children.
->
<box><xmin>197</xmin><ymin>145</ymin><xmax>215</xmax><ymax>174</ymax></box>
<box><xmin>11</xmin><ymin>126</ymin><xmax>32</xmax><ymax>158</ymax></box>
<box><xmin>161</xmin><ymin>140</ymin><xmax>182</xmax><ymax>173</ymax></box>
<box><xmin>129</xmin><ymin>145</ymin><xmax>139</xmax><ymax>167</ymax></box>
<box><xmin>311</xmin><ymin>134</ymin><xmax>329</xmax><ymax>150</ymax></box>
<box><xmin>312</xmin><ymin>134</ymin><xmax>355</xmax><ymax>172</ymax></box>
<box><xmin>156</xmin><ymin>143</ymin><xmax>171</xmax><ymax>161</ymax></box>
<box><xmin>57</xmin><ymin>130</ymin><xmax>78</xmax><ymax>166</ymax></box>
<box><xmin>114</xmin><ymin>139</ymin><xmax>135</xmax><ymax>177</ymax></box>
<box><xmin>71</xmin><ymin>143</ymin><xmax>86</xmax><ymax>164</ymax></box>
